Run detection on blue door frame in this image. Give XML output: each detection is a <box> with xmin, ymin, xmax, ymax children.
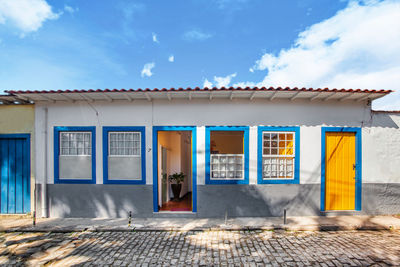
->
<box><xmin>152</xmin><ymin>126</ymin><xmax>197</xmax><ymax>212</ymax></box>
<box><xmin>320</xmin><ymin>127</ymin><xmax>362</xmax><ymax>211</ymax></box>
<box><xmin>0</xmin><ymin>134</ymin><xmax>31</xmax><ymax>214</ymax></box>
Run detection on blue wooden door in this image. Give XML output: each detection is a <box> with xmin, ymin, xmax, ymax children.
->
<box><xmin>0</xmin><ymin>134</ymin><xmax>30</xmax><ymax>214</ymax></box>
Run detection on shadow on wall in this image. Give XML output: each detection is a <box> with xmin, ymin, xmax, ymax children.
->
<box><xmin>370</xmin><ymin>112</ymin><xmax>399</xmax><ymax>128</ymax></box>
<box><xmin>47</xmin><ymin>184</ymin><xmax>153</xmax><ymax>218</ymax></box>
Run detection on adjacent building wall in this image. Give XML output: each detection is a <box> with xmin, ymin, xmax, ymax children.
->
<box><xmin>0</xmin><ymin>105</ymin><xmax>35</xmax><ymax>213</ymax></box>
<box><xmin>362</xmin><ymin>112</ymin><xmax>400</xmax><ymax>214</ymax></box>
<box><xmin>34</xmin><ymin>99</ymin><xmax>400</xmax><ymax>217</ymax></box>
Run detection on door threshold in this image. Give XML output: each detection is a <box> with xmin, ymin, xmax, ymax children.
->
<box><xmin>156</xmin><ymin>211</ymin><xmax>195</xmax><ymax>214</ymax></box>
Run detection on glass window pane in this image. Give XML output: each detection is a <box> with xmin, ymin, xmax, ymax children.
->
<box><xmin>109</xmin><ymin>131</ymin><xmax>141</xmax><ymax>156</ymax></box>
<box><xmin>61</xmin><ymin>133</ymin><xmax>69</xmax><ymax>142</ymax></box>
<box><xmin>286</xmin><ymin>141</ymin><xmax>293</xmax><ymax>148</ymax></box>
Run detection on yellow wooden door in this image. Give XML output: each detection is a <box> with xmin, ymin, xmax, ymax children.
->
<box><xmin>325</xmin><ymin>132</ymin><xmax>356</xmax><ymax>210</ymax></box>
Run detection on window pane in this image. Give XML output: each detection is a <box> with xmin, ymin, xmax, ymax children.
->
<box><xmin>262</xmin><ymin>131</ymin><xmax>296</xmax><ymax>180</ymax></box>
<box><xmin>109</xmin><ymin>131</ymin><xmax>141</xmax><ymax>156</ymax></box>
<box><xmin>210</xmin><ymin>154</ymin><xmax>244</xmax><ymax>180</ymax></box>
<box><xmin>60</xmin><ymin>132</ymin><xmax>91</xmax><ymax>156</ymax></box>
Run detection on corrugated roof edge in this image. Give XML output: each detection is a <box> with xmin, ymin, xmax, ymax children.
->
<box><xmin>4</xmin><ymin>86</ymin><xmax>393</xmax><ymax>94</ymax></box>
<box><xmin>372</xmin><ymin>110</ymin><xmax>400</xmax><ymax>113</ymax></box>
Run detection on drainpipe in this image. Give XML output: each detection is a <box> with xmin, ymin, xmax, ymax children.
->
<box><xmin>42</xmin><ymin>107</ymin><xmax>48</xmax><ymax>217</ymax></box>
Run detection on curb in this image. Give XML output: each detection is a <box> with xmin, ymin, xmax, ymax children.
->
<box><xmin>2</xmin><ymin>224</ymin><xmax>397</xmax><ymax>233</ymax></box>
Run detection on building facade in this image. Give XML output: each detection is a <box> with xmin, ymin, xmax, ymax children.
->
<box><xmin>2</xmin><ymin>87</ymin><xmax>400</xmax><ymax>218</ymax></box>
<box><xmin>0</xmin><ymin>101</ymin><xmax>35</xmax><ymax>215</ymax></box>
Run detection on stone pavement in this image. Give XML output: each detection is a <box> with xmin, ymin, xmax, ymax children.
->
<box><xmin>1</xmin><ymin>215</ymin><xmax>400</xmax><ymax>232</ymax></box>
<box><xmin>0</xmin><ymin>230</ymin><xmax>399</xmax><ymax>266</ymax></box>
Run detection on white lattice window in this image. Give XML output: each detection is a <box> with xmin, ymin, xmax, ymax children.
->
<box><xmin>211</xmin><ymin>154</ymin><xmax>244</xmax><ymax>179</ymax></box>
<box><xmin>60</xmin><ymin>132</ymin><xmax>91</xmax><ymax>156</ymax></box>
<box><xmin>109</xmin><ymin>132</ymin><xmax>141</xmax><ymax>156</ymax></box>
<box><xmin>262</xmin><ymin>132</ymin><xmax>295</xmax><ymax>179</ymax></box>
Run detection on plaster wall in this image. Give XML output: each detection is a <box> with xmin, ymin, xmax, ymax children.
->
<box><xmin>35</xmin><ymin>99</ymin><xmax>370</xmax><ymax>186</ymax></box>
<box><xmin>0</xmin><ymin>105</ymin><xmax>35</xmax><ymax>213</ymax></box>
<box><xmin>363</xmin><ymin>113</ymin><xmax>400</xmax><ymax>183</ymax></box>
<box><xmin>32</xmin><ymin>99</ymin><xmax>400</xmax><ymax>217</ymax></box>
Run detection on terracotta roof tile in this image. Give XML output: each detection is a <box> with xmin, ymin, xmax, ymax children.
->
<box><xmin>5</xmin><ymin>87</ymin><xmax>393</xmax><ymax>95</ymax></box>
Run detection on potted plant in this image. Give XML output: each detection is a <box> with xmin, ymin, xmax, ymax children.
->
<box><xmin>168</xmin><ymin>172</ymin><xmax>185</xmax><ymax>201</ymax></box>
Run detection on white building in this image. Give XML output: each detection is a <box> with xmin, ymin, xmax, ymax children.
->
<box><xmin>3</xmin><ymin>87</ymin><xmax>400</xmax><ymax>218</ymax></box>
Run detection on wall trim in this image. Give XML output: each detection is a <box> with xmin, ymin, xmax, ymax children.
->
<box><xmin>0</xmin><ymin>133</ymin><xmax>31</xmax><ymax>213</ymax></box>
<box><xmin>320</xmin><ymin>127</ymin><xmax>362</xmax><ymax>211</ymax></box>
<box><xmin>54</xmin><ymin>126</ymin><xmax>96</xmax><ymax>184</ymax></box>
<box><xmin>152</xmin><ymin>126</ymin><xmax>197</xmax><ymax>212</ymax></box>
<box><xmin>257</xmin><ymin>126</ymin><xmax>300</xmax><ymax>184</ymax></box>
<box><xmin>102</xmin><ymin>126</ymin><xmax>146</xmax><ymax>184</ymax></box>
<box><xmin>205</xmin><ymin>126</ymin><xmax>250</xmax><ymax>185</ymax></box>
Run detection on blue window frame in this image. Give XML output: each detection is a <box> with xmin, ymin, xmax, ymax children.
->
<box><xmin>257</xmin><ymin>126</ymin><xmax>300</xmax><ymax>184</ymax></box>
<box><xmin>152</xmin><ymin>126</ymin><xmax>197</xmax><ymax>212</ymax></box>
<box><xmin>103</xmin><ymin>126</ymin><xmax>146</xmax><ymax>184</ymax></box>
<box><xmin>205</xmin><ymin>126</ymin><xmax>249</xmax><ymax>184</ymax></box>
<box><xmin>54</xmin><ymin>126</ymin><xmax>96</xmax><ymax>184</ymax></box>
<box><xmin>320</xmin><ymin>127</ymin><xmax>362</xmax><ymax>211</ymax></box>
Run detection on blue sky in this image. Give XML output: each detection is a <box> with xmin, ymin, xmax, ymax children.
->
<box><xmin>0</xmin><ymin>0</ymin><xmax>399</xmax><ymax>109</ymax></box>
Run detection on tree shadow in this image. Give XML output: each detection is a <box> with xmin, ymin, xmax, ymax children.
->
<box><xmin>0</xmin><ymin>229</ymin><xmax>399</xmax><ymax>266</ymax></box>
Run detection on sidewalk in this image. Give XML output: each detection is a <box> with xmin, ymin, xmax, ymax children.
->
<box><xmin>1</xmin><ymin>215</ymin><xmax>400</xmax><ymax>232</ymax></box>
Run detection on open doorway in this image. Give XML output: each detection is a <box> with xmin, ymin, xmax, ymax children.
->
<box><xmin>157</xmin><ymin>130</ymin><xmax>193</xmax><ymax>212</ymax></box>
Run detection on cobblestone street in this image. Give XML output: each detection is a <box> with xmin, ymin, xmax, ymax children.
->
<box><xmin>0</xmin><ymin>230</ymin><xmax>399</xmax><ymax>266</ymax></box>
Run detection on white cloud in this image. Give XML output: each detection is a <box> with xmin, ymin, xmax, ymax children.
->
<box><xmin>203</xmin><ymin>73</ymin><xmax>237</xmax><ymax>88</ymax></box>
<box><xmin>64</xmin><ymin>5</ymin><xmax>78</xmax><ymax>14</ymax></box>
<box><xmin>183</xmin><ymin>29</ymin><xmax>212</xmax><ymax>41</ymax></box>
<box><xmin>214</xmin><ymin>73</ymin><xmax>237</xmax><ymax>87</ymax></box>
<box><xmin>168</xmin><ymin>55</ymin><xmax>174</xmax><ymax>62</ymax></box>
<box><xmin>203</xmin><ymin>78</ymin><xmax>213</xmax><ymax>88</ymax></box>
<box><xmin>141</xmin><ymin>62</ymin><xmax>155</xmax><ymax>78</ymax></box>
<box><xmin>152</xmin><ymin>32</ymin><xmax>159</xmax><ymax>43</ymax></box>
<box><xmin>240</xmin><ymin>0</ymin><xmax>400</xmax><ymax>109</ymax></box>
<box><xmin>0</xmin><ymin>0</ymin><xmax>60</xmax><ymax>33</ymax></box>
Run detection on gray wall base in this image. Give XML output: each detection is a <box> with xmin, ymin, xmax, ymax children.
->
<box><xmin>47</xmin><ymin>184</ymin><xmax>153</xmax><ymax>218</ymax></box>
<box><xmin>40</xmin><ymin>183</ymin><xmax>400</xmax><ymax>218</ymax></box>
<box><xmin>362</xmin><ymin>183</ymin><xmax>400</xmax><ymax>215</ymax></box>
<box><xmin>198</xmin><ymin>184</ymin><xmax>321</xmax><ymax>217</ymax></box>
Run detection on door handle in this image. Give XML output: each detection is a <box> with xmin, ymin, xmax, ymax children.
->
<box><xmin>352</xmin><ymin>164</ymin><xmax>356</xmax><ymax>170</ymax></box>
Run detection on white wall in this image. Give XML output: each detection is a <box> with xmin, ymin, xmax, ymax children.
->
<box><xmin>363</xmin><ymin>113</ymin><xmax>400</xmax><ymax>183</ymax></box>
<box><xmin>35</xmin><ymin>98</ymin><xmax>400</xmax><ymax>187</ymax></box>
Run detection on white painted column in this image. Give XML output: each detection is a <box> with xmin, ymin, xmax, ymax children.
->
<box><xmin>146</xmin><ymin>125</ymin><xmax>153</xmax><ymax>185</ymax></box>
<box><xmin>197</xmin><ymin>126</ymin><xmax>206</xmax><ymax>185</ymax></box>
<box><xmin>249</xmin><ymin>126</ymin><xmax>258</xmax><ymax>184</ymax></box>
<box><xmin>299</xmin><ymin>126</ymin><xmax>321</xmax><ymax>184</ymax></box>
